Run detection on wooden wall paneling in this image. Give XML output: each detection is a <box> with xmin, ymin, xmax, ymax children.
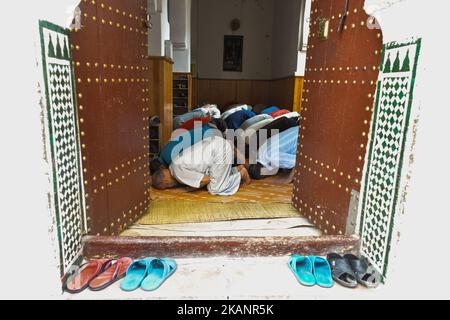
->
<box><xmin>235</xmin><ymin>80</ymin><xmax>252</xmax><ymax>105</ymax></box>
<box><xmin>293</xmin><ymin>77</ymin><xmax>304</xmax><ymax>113</ymax></box>
<box><xmin>268</xmin><ymin>76</ymin><xmax>304</xmax><ymax>112</ymax></box>
<box><xmin>188</xmin><ymin>74</ymin><xmax>193</xmax><ymax>110</ymax></box>
<box><xmin>71</xmin><ymin>0</ymin><xmax>151</xmax><ymax>236</ymax></box>
<box><xmin>163</xmin><ymin>60</ymin><xmax>174</xmax><ymax>145</ymax></box>
<box><xmin>291</xmin><ymin>0</ymin><xmax>382</xmax><ymax>235</ymax></box>
<box><xmin>192</xmin><ymin>77</ymin><xmax>198</xmax><ymax>107</ymax></box>
<box><xmin>194</xmin><ymin>79</ymin><xmax>271</xmax><ymax>109</ymax></box>
<box><xmin>213</xmin><ymin>79</ymin><xmax>238</xmax><ymax>107</ymax></box>
<box><xmin>236</xmin><ymin>80</ymin><xmax>271</xmax><ymax>107</ymax></box>
<box><xmin>192</xmin><ymin>77</ymin><xmax>300</xmax><ymax>111</ymax></box>
<box><xmin>195</xmin><ymin>79</ymin><xmax>237</xmax><ymax>108</ymax></box>
<box><xmin>269</xmin><ymin>77</ymin><xmax>295</xmax><ymax>110</ymax></box>
<box><xmin>192</xmin><ymin>78</ymin><xmax>203</xmax><ymax>106</ymax></box>
<box><xmin>149</xmin><ymin>57</ymin><xmax>173</xmax><ymax>146</ymax></box>
<box><xmin>196</xmin><ymin>79</ymin><xmax>212</xmax><ymax>106</ymax></box>
<box><xmin>250</xmin><ymin>80</ymin><xmax>270</xmax><ymax>106</ymax></box>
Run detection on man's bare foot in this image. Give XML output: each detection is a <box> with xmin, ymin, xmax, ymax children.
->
<box><xmin>270</xmin><ymin>169</ymin><xmax>295</xmax><ymax>185</ymax></box>
<box><xmin>239</xmin><ymin>167</ymin><xmax>252</xmax><ymax>185</ymax></box>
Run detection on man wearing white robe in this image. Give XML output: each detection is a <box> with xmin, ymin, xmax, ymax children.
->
<box><xmin>248</xmin><ymin>126</ymin><xmax>299</xmax><ymax>181</ymax></box>
<box><xmin>169</xmin><ymin>136</ymin><xmax>246</xmax><ymax>196</ymax></box>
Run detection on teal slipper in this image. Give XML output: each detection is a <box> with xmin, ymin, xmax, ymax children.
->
<box><xmin>288</xmin><ymin>255</ymin><xmax>316</xmax><ymax>286</ymax></box>
<box><xmin>310</xmin><ymin>256</ymin><xmax>334</xmax><ymax>288</ymax></box>
<box><xmin>120</xmin><ymin>258</ymin><xmax>153</xmax><ymax>291</ymax></box>
<box><xmin>141</xmin><ymin>258</ymin><xmax>177</xmax><ymax>291</ymax></box>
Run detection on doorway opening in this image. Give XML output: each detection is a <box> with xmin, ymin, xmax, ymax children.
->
<box><xmin>118</xmin><ymin>0</ymin><xmax>321</xmax><ymax>239</ymax></box>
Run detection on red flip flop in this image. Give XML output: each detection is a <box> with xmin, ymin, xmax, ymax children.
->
<box><xmin>89</xmin><ymin>257</ymin><xmax>133</xmax><ymax>291</ymax></box>
<box><xmin>64</xmin><ymin>259</ymin><xmax>110</xmax><ymax>294</ymax></box>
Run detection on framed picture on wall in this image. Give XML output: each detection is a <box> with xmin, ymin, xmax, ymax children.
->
<box><xmin>223</xmin><ymin>35</ymin><xmax>243</xmax><ymax>72</ymax></box>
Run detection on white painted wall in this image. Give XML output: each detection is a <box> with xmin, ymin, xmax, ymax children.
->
<box><xmin>148</xmin><ymin>0</ymin><xmax>171</xmax><ymax>57</ymax></box>
<box><xmin>0</xmin><ymin>0</ymin><xmax>80</xmax><ymax>299</ymax></box>
<box><xmin>362</xmin><ymin>0</ymin><xmax>450</xmax><ymax>298</ymax></box>
<box><xmin>192</xmin><ymin>0</ymin><xmax>309</xmax><ymax>79</ymax></box>
<box><xmin>191</xmin><ymin>0</ymin><xmax>199</xmax><ymax>76</ymax></box>
<box><xmin>173</xmin><ymin>49</ymin><xmax>191</xmax><ymax>73</ymax></box>
<box><xmin>169</xmin><ymin>0</ymin><xmax>192</xmax><ymax>72</ymax></box>
<box><xmin>192</xmin><ymin>0</ymin><xmax>274</xmax><ymax>80</ymax></box>
<box><xmin>271</xmin><ymin>0</ymin><xmax>302</xmax><ymax>79</ymax></box>
<box><xmin>296</xmin><ymin>0</ymin><xmax>311</xmax><ymax>76</ymax></box>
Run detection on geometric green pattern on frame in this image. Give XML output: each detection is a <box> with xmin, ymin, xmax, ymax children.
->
<box><xmin>39</xmin><ymin>21</ymin><xmax>86</xmax><ymax>276</ymax></box>
<box><xmin>360</xmin><ymin>39</ymin><xmax>421</xmax><ymax>279</ymax></box>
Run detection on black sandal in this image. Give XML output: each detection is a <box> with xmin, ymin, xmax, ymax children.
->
<box><xmin>344</xmin><ymin>254</ymin><xmax>380</xmax><ymax>288</ymax></box>
<box><xmin>326</xmin><ymin>253</ymin><xmax>358</xmax><ymax>288</ymax></box>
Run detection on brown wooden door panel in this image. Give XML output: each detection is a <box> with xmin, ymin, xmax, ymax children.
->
<box><xmin>71</xmin><ymin>1</ymin><xmax>109</xmax><ymax>235</ymax></box>
<box><xmin>72</xmin><ymin>0</ymin><xmax>150</xmax><ymax>236</ymax></box>
<box><xmin>292</xmin><ymin>0</ymin><xmax>382</xmax><ymax>235</ymax></box>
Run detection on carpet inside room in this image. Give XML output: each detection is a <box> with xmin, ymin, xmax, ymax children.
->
<box><xmin>139</xmin><ymin>177</ymin><xmax>297</xmax><ymax>225</ymax></box>
<box><xmin>118</xmin><ymin>175</ymin><xmax>322</xmax><ymax>237</ymax></box>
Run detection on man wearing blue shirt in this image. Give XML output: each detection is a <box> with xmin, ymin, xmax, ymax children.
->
<box><xmin>224</xmin><ymin>109</ymin><xmax>256</xmax><ymax>130</ymax></box>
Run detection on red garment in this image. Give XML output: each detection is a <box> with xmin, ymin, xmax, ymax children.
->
<box><xmin>178</xmin><ymin>117</ymin><xmax>211</xmax><ymax>131</ymax></box>
<box><xmin>269</xmin><ymin>109</ymin><xmax>291</xmax><ymax>118</ymax></box>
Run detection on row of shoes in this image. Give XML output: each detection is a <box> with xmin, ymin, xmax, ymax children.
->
<box><xmin>65</xmin><ymin>253</ymin><xmax>379</xmax><ymax>294</ymax></box>
<box><xmin>288</xmin><ymin>253</ymin><xmax>380</xmax><ymax>289</ymax></box>
<box><xmin>64</xmin><ymin>257</ymin><xmax>177</xmax><ymax>294</ymax></box>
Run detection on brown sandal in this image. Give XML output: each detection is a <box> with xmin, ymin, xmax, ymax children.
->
<box><xmin>64</xmin><ymin>259</ymin><xmax>110</xmax><ymax>294</ymax></box>
<box><xmin>89</xmin><ymin>257</ymin><xmax>133</xmax><ymax>291</ymax></box>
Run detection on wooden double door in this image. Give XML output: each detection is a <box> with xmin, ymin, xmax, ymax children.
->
<box><xmin>70</xmin><ymin>0</ymin><xmax>382</xmax><ymax>238</ymax></box>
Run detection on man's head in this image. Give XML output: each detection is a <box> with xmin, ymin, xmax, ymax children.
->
<box><xmin>248</xmin><ymin>163</ymin><xmax>264</xmax><ymax>180</ymax></box>
<box><xmin>252</xmin><ymin>104</ymin><xmax>268</xmax><ymax>115</ymax></box>
<box><xmin>152</xmin><ymin>168</ymin><xmax>178</xmax><ymax>190</ymax></box>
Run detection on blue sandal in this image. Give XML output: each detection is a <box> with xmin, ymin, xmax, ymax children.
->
<box><xmin>141</xmin><ymin>258</ymin><xmax>177</xmax><ymax>291</ymax></box>
<box><xmin>310</xmin><ymin>256</ymin><xmax>334</xmax><ymax>288</ymax></box>
<box><xmin>288</xmin><ymin>255</ymin><xmax>316</xmax><ymax>286</ymax></box>
<box><xmin>120</xmin><ymin>258</ymin><xmax>153</xmax><ymax>291</ymax></box>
